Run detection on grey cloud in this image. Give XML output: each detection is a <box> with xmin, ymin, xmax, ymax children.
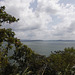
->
<box><xmin>52</xmin><ymin>21</ymin><xmax>75</xmax><ymax>38</ymax></box>
<box><xmin>67</xmin><ymin>22</ymin><xmax>75</xmax><ymax>33</ymax></box>
<box><xmin>13</xmin><ymin>24</ymin><xmax>40</xmax><ymax>31</ymax></box>
<box><xmin>6</xmin><ymin>7</ymin><xmax>20</xmax><ymax>18</ymax></box>
<box><xmin>53</xmin><ymin>32</ymin><xmax>64</xmax><ymax>36</ymax></box>
<box><xmin>45</xmin><ymin>6</ymin><xmax>58</xmax><ymax>14</ymax></box>
<box><xmin>36</xmin><ymin>5</ymin><xmax>57</xmax><ymax>14</ymax></box>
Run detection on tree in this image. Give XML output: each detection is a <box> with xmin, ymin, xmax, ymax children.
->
<box><xmin>0</xmin><ymin>6</ymin><xmax>19</xmax><ymax>25</ymax></box>
<box><xmin>0</xmin><ymin>6</ymin><xmax>34</xmax><ymax>75</ymax></box>
<box><xmin>0</xmin><ymin>6</ymin><xmax>46</xmax><ymax>75</ymax></box>
<box><xmin>0</xmin><ymin>6</ymin><xmax>19</xmax><ymax>75</ymax></box>
<box><xmin>45</xmin><ymin>47</ymin><xmax>75</xmax><ymax>75</ymax></box>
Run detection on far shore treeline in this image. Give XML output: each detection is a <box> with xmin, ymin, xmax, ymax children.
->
<box><xmin>0</xmin><ymin>6</ymin><xmax>75</xmax><ymax>75</ymax></box>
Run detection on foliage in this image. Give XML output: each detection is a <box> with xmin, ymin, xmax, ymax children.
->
<box><xmin>45</xmin><ymin>47</ymin><xmax>75</xmax><ymax>75</ymax></box>
<box><xmin>0</xmin><ymin>6</ymin><xmax>19</xmax><ymax>25</ymax></box>
<box><xmin>0</xmin><ymin>6</ymin><xmax>33</xmax><ymax>75</ymax></box>
<box><xmin>0</xmin><ymin>6</ymin><xmax>19</xmax><ymax>75</ymax></box>
<box><xmin>16</xmin><ymin>67</ymin><xmax>32</xmax><ymax>75</ymax></box>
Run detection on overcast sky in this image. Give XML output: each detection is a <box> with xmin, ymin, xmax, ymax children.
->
<box><xmin>0</xmin><ymin>0</ymin><xmax>75</xmax><ymax>40</ymax></box>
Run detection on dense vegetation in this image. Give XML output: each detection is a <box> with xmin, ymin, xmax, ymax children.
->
<box><xmin>0</xmin><ymin>6</ymin><xmax>75</xmax><ymax>75</ymax></box>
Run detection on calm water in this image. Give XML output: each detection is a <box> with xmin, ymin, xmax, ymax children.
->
<box><xmin>22</xmin><ymin>40</ymin><xmax>75</xmax><ymax>56</ymax></box>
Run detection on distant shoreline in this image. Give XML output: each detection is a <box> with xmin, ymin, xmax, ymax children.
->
<box><xmin>21</xmin><ymin>40</ymin><xmax>75</xmax><ymax>42</ymax></box>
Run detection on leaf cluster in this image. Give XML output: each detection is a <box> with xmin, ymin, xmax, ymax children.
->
<box><xmin>0</xmin><ymin>6</ymin><xmax>19</xmax><ymax>25</ymax></box>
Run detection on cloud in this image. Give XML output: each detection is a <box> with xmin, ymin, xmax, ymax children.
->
<box><xmin>36</xmin><ymin>0</ymin><xmax>60</xmax><ymax>14</ymax></box>
<box><xmin>0</xmin><ymin>0</ymin><xmax>75</xmax><ymax>40</ymax></box>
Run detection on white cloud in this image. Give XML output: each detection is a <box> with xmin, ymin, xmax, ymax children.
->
<box><xmin>0</xmin><ymin>0</ymin><xmax>75</xmax><ymax>40</ymax></box>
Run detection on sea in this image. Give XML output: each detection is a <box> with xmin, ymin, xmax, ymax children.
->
<box><xmin>21</xmin><ymin>40</ymin><xmax>75</xmax><ymax>57</ymax></box>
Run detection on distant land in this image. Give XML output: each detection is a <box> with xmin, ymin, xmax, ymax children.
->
<box><xmin>21</xmin><ymin>40</ymin><xmax>75</xmax><ymax>42</ymax></box>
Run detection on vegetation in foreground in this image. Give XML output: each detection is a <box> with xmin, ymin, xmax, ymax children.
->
<box><xmin>0</xmin><ymin>6</ymin><xmax>75</xmax><ymax>75</ymax></box>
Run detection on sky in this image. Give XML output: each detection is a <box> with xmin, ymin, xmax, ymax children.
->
<box><xmin>0</xmin><ymin>0</ymin><xmax>75</xmax><ymax>40</ymax></box>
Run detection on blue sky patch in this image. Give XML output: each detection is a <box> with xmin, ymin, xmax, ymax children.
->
<box><xmin>59</xmin><ymin>0</ymin><xmax>75</xmax><ymax>5</ymax></box>
<box><xmin>30</xmin><ymin>0</ymin><xmax>37</xmax><ymax>11</ymax></box>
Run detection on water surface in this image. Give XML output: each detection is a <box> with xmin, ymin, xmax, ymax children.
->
<box><xmin>22</xmin><ymin>40</ymin><xmax>75</xmax><ymax>56</ymax></box>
